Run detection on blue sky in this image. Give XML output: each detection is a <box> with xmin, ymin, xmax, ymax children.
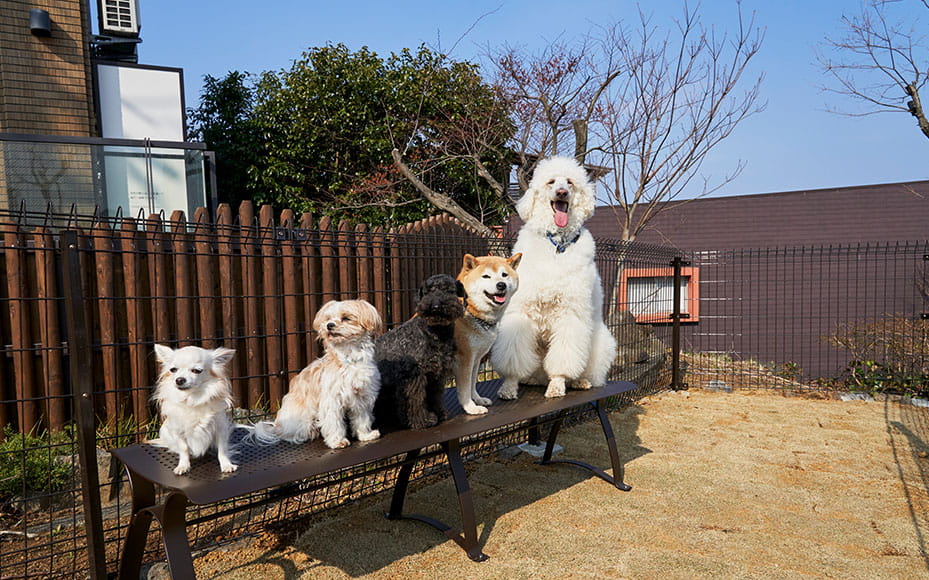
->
<box><xmin>125</xmin><ymin>0</ymin><xmax>929</xmax><ymax>198</ymax></box>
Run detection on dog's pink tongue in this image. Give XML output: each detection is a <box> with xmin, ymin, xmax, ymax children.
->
<box><xmin>493</xmin><ymin>294</ymin><xmax>506</xmax><ymax>304</ymax></box>
<box><xmin>554</xmin><ymin>209</ymin><xmax>569</xmax><ymax>228</ymax></box>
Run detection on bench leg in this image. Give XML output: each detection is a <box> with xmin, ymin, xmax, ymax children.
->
<box><xmin>595</xmin><ymin>400</ymin><xmax>632</xmax><ymax>491</ymax></box>
<box><xmin>149</xmin><ymin>492</ymin><xmax>196</xmax><ymax>579</ymax></box>
<box><xmin>386</xmin><ymin>448</ymin><xmax>422</xmax><ymax>519</ymax></box>
<box><xmin>537</xmin><ymin>401</ymin><xmax>632</xmax><ymax>491</ymax></box>
<box><xmin>385</xmin><ymin>442</ymin><xmax>489</xmax><ymax>562</ymax></box>
<box><xmin>527</xmin><ymin>417</ymin><xmax>542</xmax><ymax>446</ymax></box>
<box><xmin>443</xmin><ymin>439</ymin><xmax>487</xmax><ymax>562</ymax></box>
<box><xmin>117</xmin><ymin>466</ymin><xmax>196</xmax><ymax>580</ymax></box>
<box><xmin>118</xmin><ymin>469</ymin><xmax>155</xmax><ymax>580</ymax></box>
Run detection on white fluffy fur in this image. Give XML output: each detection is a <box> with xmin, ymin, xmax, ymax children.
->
<box><xmin>491</xmin><ymin>156</ymin><xmax>617</xmax><ymax>399</ymax></box>
<box><xmin>250</xmin><ymin>300</ymin><xmax>382</xmax><ymax>449</ymax></box>
<box><xmin>150</xmin><ymin>345</ymin><xmax>238</xmax><ymax>475</ymax></box>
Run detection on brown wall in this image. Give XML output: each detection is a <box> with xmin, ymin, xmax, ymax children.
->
<box><xmin>586</xmin><ymin>180</ymin><xmax>929</xmax><ymax>248</ymax></box>
<box><xmin>579</xmin><ymin>183</ymin><xmax>929</xmax><ymax>385</ymax></box>
<box><xmin>0</xmin><ymin>0</ymin><xmax>94</xmax><ymax>136</ymax></box>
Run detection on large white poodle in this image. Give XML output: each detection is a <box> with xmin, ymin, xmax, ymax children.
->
<box><xmin>491</xmin><ymin>156</ymin><xmax>617</xmax><ymax>399</ymax></box>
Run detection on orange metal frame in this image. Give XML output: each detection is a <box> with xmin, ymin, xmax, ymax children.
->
<box><xmin>617</xmin><ymin>266</ymin><xmax>700</xmax><ymax>323</ymax></box>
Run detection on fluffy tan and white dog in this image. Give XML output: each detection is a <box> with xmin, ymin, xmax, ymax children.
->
<box><xmin>250</xmin><ymin>300</ymin><xmax>382</xmax><ymax>449</ymax></box>
<box><xmin>150</xmin><ymin>344</ymin><xmax>238</xmax><ymax>475</ymax></box>
<box><xmin>491</xmin><ymin>156</ymin><xmax>617</xmax><ymax>399</ymax></box>
<box><xmin>454</xmin><ymin>253</ymin><xmax>521</xmax><ymax>415</ymax></box>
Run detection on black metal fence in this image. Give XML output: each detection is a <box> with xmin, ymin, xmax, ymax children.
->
<box><xmin>2</xmin><ymin>203</ymin><xmax>925</xmax><ymax>578</ymax></box>
<box><xmin>680</xmin><ymin>242</ymin><xmax>929</xmax><ymax>395</ymax></box>
<box><xmin>0</xmin><ymin>207</ymin><xmax>671</xmax><ymax>578</ymax></box>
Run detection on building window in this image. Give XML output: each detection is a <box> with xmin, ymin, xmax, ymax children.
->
<box><xmin>618</xmin><ymin>267</ymin><xmax>700</xmax><ymax>323</ymax></box>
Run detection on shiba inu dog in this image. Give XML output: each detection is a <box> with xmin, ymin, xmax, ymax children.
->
<box><xmin>454</xmin><ymin>253</ymin><xmax>521</xmax><ymax>414</ymax></box>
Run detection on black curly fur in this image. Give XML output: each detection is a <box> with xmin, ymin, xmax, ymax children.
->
<box><xmin>374</xmin><ymin>274</ymin><xmax>464</xmax><ymax>431</ymax></box>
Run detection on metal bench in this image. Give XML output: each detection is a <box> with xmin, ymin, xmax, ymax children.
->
<box><xmin>112</xmin><ymin>379</ymin><xmax>638</xmax><ymax>579</ymax></box>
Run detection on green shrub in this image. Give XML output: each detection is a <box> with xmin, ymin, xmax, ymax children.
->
<box><xmin>826</xmin><ymin>316</ymin><xmax>929</xmax><ymax>398</ymax></box>
<box><xmin>0</xmin><ymin>426</ymin><xmax>74</xmax><ymax>503</ymax></box>
<box><xmin>843</xmin><ymin>359</ymin><xmax>929</xmax><ymax>398</ymax></box>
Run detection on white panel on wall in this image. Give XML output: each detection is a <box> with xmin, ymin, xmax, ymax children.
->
<box><xmin>96</xmin><ymin>64</ymin><xmax>184</xmax><ymax>140</ymax></box>
<box><xmin>96</xmin><ymin>64</ymin><xmax>200</xmax><ymax>217</ymax></box>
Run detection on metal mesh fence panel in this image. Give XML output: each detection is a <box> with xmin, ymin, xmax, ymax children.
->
<box><xmin>681</xmin><ymin>243</ymin><xmax>929</xmax><ymax>393</ymax></box>
<box><xmin>0</xmin><ymin>206</ymin><xmax>667</xmax><ymax>577</ymax></box>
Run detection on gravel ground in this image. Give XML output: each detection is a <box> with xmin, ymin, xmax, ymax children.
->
<box><xmin>183</xmin><ymin>388</ymin><xmax>929</xmax><ymax>579</ymax></box>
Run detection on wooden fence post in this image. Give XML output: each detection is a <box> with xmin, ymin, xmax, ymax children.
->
<box><xmin>240</xmin><ymin>201</ymin><xmax>264</xmax><ymax>408</ymax></box>
<box><xmin>216</xmin><ymin>204</ymin><xmax>245</xmax><ymax>403</ymax></box>
<box><xmin>171</xmin><ymin>210</ymin><xmax>195</xmax><ymax>346</ymax></box>
<box><xmin>260</xmin><ymin>205</ymin><xmax>283</xmax><ymax>405</ymax></box>
<box><xmin>280</xmin><ymin>209</ymin><xmax>302</xmax><ymax>391</ymax></box>
<box><xmin>119</xmin><ymin>217</ymin><xmax>150</xmax><ymax>426</ymax></box>
<box><xmin>193</xmin><ymin>207</ymin><xmax>217</xmax><ymax>348</ymax></box>
<box><xmin>34</xmin><ymin>226</ymin><xmax>66</xmax><ymax>431</ymax></box>
<box><xmin>3</xmin><ymin>222</ymin><xmax>37</xmax><ymax>433</ymax></box>
<box><xmin>300</xmin><ymin>212</ymin><xmax>321</xmax><ymax>365</ymax></box>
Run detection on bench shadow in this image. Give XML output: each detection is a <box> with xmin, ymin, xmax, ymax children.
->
<box><xmin>210</xmin><ymin>403</ymin><xmax>649</xmax><ymax>578</ymax></box>
<box><xmin>885</xmin><ymin>397</ymin><xmax>929</xmax><ymax>574</ymax></box>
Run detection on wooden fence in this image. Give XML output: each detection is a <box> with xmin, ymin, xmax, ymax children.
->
<box><xmin>0</xmin><ymin>202</ymin><xmax>499</xmax><ymax>434</ymax></box>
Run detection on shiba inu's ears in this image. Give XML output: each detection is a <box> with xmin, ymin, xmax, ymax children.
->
<box><xmin>211</xmin><ymin>347</ymin><xmax>236</xmax><ymax>369</ymax></box>
<box><xmin>508</xmin><ymin>253</ymin><xmax>523</xmax><ymax>270</ymax></box>
<box><xmin>461</xmin><ymin>254</ymin><xmax>478</xmax><ymax>273</ymax></box>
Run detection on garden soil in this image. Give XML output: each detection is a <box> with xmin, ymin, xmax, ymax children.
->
<box><xmin>185</xmin><ymin>389</ymin><xmax>929</xmax><ymax>579</ymax></box>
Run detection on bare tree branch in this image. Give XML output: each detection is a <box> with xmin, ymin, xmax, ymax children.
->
<box><xmin>490</xmin><ymin>3</ymin><xmax>763</xmax><ymax>241</ymax></box>
<box><xmin>391</xmin><ymin>148</ymin><xmax>494</xmax><ymax>236</ymax></box>
<box><xmin>818</xmin><ymin>0</ymin><xmax>929</xmax><ymax>138</ymax></box>
<box><xmin>596</xmin><ymin>3</ymin><xmax>764</xmax><ymax>240</ymax></box>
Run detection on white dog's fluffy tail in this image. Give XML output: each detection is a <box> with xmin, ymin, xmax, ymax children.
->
<box><xmin>239</xmin><ymin>421</ymin><xmax>282</xmax><ymax>446</ymax></box>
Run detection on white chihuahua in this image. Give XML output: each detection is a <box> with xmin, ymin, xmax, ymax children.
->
<box><xmin>150</xmin><ymin>344</ymin><xmax>238</xmax><ymax>475</ymax></box>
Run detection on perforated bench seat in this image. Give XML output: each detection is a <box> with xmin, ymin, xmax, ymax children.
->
<box><xmin>112</xmin><ymin>379</ymin><xmax>638</xmax><ymax>579</ymax></box>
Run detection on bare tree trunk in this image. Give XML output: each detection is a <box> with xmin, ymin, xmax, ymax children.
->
<box><xmin>905</xmin><ymin>84</ymin><xmax>929</xmax><ymax>140</ymax></box>
<box><xmin>391</xmin><ymin>149</ymin><xmax>494</xmax><ymax>237</ymax></box>
<box><xmin>573</xmin><ymin>119</ymin><xmax>588</xmax><ymax>165</ymax></box>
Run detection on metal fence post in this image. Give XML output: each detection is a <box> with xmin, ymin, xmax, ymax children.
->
<box><xmin>61</xmin><ymin>230</ymin><xmax>107</xmax><ymax>579</ymax></box>
<box><xmin>670</xmin><ymin>255</ymin><xmax>689</xmax><ymax>390</ymax></box>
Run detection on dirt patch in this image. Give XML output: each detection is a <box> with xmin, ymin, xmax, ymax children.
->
<box><xmin>190</xmin><ymin>389</ymin><xmax>929</xmax><ymax>579</ymax></box>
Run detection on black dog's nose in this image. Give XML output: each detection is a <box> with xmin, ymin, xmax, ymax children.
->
<box><xmin>496</xmin><ymin>281</ymin><xmax>507</xmax><ymax>292</ymax></box>
<box><xmin>175</xmin><ymin>377</ymin><xmax>186</xmax><ymax>386</ymax></box>
<box><xmin>327</xmin><ymin>322</ymin><xmax>336</xmax><ymax>331</ymax></box>
<box><xmin>555</xmin><ymin>188</ymin><xmax>569</xmax><ymax>199</ymax></box>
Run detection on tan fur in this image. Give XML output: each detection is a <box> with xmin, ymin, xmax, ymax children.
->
<box><xmin>454</xmin><ymin>253</ymin><xmax>521</xmax><ymax>414</ymax></box>
<box><xmin>248</xmin><ymin>300</ymin><xmax>383</xmax><ymax>449</ymax></box>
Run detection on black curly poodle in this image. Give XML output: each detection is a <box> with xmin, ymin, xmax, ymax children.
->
<box><xmin>373</xmin><ymin>274</ymin><xmax>465</xmax><ymax>431</ymax></box>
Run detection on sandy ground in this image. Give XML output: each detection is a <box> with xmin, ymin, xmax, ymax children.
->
<box><xmin>187</xmin><ymin>389</ymin><xmax>929</xmax><ymax>579</ymax></box>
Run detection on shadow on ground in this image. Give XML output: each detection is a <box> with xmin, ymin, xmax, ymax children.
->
<box><xmin>886</xmin><ymin>398</ymin><xmax>929</xmax><ymax>574</ymax></box>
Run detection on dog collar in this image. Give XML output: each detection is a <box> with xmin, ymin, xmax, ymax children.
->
<box><xmin>547</xmin><ymin>231</ymin><xmax>581</xmax><ymax>253</ymax></box>
<box><xmin>465</xmin><ymin>310</ymin><xmax>497</xmax><ymax>331</ymax></box>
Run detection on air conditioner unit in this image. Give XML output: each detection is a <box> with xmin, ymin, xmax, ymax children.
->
<box><xmin>98</xmin><ymin>0</ymin><xmax>141</xmax><ymax>37</ymax></box>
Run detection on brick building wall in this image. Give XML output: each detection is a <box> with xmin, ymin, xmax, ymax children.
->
<box><xmin>0</xmin><ymin>0</ymin><xmax>95</xmax><ymax>136</ymax></box>
<box><xmin>0</xmin><ymin>1</ymin><xmax>97</xmax><ymax>211</ymax></box>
